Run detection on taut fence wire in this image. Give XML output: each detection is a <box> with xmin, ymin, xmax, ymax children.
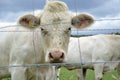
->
<box><xmin>0</xmin><ymin>18</ymin><xmax>120</xmax><ymax>31</ymax></box>
<box><xmin>0</xmin><ymin>61</ymin><xmax>120</xmax><ymax>68</ymax></box>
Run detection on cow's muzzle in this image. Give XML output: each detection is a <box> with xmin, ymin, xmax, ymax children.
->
<box><xmin>48</xmin><ymin>50</ymin><xmax>65</xmax><ymax>63</ymax></box>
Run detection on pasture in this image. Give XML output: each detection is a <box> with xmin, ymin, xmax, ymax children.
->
<box><xmin>59</xmin><ymin>67</ymin><xmax>119</xmax><ymax>80</ymax></box>
<box><xmin>3</xmin><ymin>67</ymin><xmax>119</xmax><ymax>80</ymax></box>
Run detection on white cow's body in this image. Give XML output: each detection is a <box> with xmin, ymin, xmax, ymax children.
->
<box><xmin>0</xmin><ymin>1</ymin><xmax>94</xmax><ymax>80</ymax></box>
<box><xmin>65</xmin><ymin>34</ymin><xmax>120</xmax><ymax>80</ymax></box>
<box><xmin>0</xmin><ymin>28</ymin><xmax>57</xmax><ymax>80</ymax></box>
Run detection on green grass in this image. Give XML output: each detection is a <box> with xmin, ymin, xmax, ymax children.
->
<box><xmin>59</xmin><ymin>67</ymin><xmax>78</xmax><ymax>80</ymax></box>
<box><xmin>3</xmin><ymin>67</ymin><xmax>119</xmax><ymax>80</ymax></box>
<box><xmin>59</xmin><ymin>67</ymin><xmax>119</xmax><ymax>80</ymax></box>
<box><xmin>2</xmin><ymin>78</ymin><xmax>11</xmax><ymax>80</ymax></box>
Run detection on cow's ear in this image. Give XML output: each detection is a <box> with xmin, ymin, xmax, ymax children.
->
<box><xmin>71</xmin><ymin>13</ymin><xmax>94</xmax><ymax>29</ymax></box>
<box><xmin>18</xmin><ymin>14</ymin><xmax>40</xmax><ymax>29</ymax></box>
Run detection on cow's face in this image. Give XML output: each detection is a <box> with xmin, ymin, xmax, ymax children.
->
<box><xmin>18</xmin><ymin>1</ymin><xmax>94</xmax><ymax>63</ymax></box>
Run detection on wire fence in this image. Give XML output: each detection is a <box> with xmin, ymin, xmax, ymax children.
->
<box><xmin>0</xmin><ymin>19</ymin><xmax>120</xmax><ymax>80</ymax></box>
<box><xmin>0</xmin><ymin>18</ymin><xmax>120</xmax><ymax>31</ymax></box>
<box><xmin>0</xmin><ymin>0</ymin><xmax>120</xmax><ymax>80</ymax></box>
<box><xmin>0</xmin><ymin>19</ymin><xmax>120</xmax><ymax>66</ymax></box>
<box><xmin>1</xmin><ymin>61</ymin><xmax>120</xmax><ymax>68</ymax></box>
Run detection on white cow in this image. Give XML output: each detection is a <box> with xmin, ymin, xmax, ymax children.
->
<box><xmin>0</xmin><ymin>1</ymin><xmax>94</xmax><ymax>80</ymax></box>
<box><xmin>57</xmin><ymin>34</ymin><xmax>120</xmax><ymax>80</ymax></box>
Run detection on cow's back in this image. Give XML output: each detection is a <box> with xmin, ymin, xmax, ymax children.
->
<box><xmin>86</xmin><ymin>34</ymin><xmax>120</xmax><ymax>61</ymax></box>
<box><xmin>67</xmin><ymin>34</ymin><xmax>120</xmax><ymax>68</ymax></box>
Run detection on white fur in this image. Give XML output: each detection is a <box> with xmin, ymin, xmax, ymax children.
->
<box><xmin>0</xmin><ymin>1</ymin><xmax>94</xmax><ymax>80</ymax></box>
<box><xmin>57</xmin><ymin>34</ymin><xmax>120</xmax><ymax>80</ymax></box>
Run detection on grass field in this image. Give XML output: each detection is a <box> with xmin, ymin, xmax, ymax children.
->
<box><xmin>59</xmin><ymin>67</ymin><xmax>119</xmax><ymax>80</ymax></box>
<box><xmin>2</xmin><ymin>67</ymin><xmax>119</xmax><ymax>80</ymax></box>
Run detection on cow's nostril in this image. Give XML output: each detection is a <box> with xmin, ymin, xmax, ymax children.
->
<box><xmin>49</xmin><ymin>52</ymin><xmax>53</xmax><ymax>58</ymax></box>
<box><xmin>60</xmin><ymin>52</ymin><xmax>64</xmax><ymax>58</ymax></box>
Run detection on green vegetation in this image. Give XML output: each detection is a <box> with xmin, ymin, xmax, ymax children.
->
<box><xmin>59</xmin><ymin>67</ymin><xmax>78</xmax><ymax>80</ymax></box>
<box><xmin>59</xmin><ymin>67</ymin><xmax>119</xmax><ymax>80</ymax></box>
<box><xmin>2</xmin><ymin>78</ymin><xmax>11</xmax><ymax>80</ymax></box>
<box><xmin>2</xmin><ymin>67</ymin><xmax>119</xmax><ymax>80</ymax></box>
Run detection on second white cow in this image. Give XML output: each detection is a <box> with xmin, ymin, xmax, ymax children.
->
<box><xmin>58</xmin><ymin>34</ymin><xmax>120</xmax><ymax>80</ymax></box>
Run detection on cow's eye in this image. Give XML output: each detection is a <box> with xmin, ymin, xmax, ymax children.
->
<box><xmin>65</xmin><ymin>27</ymin><xmax>71</xmax><ymax>33</ymax></box>
<box><xmin>41</xmin><ymin>28</ymin><xmax>44</xmax><ymax>31</ymax></box>
<box><xmin>66</xmin><ymin>27</ymin><xmax>71</xmax><ymax>32</ymax></box>
<box><xmin>40</xmin><ymin>28</ymin><xmax>48</xmax><ymax>35</ymax></box>
<box><xmin>68</xmin><ymin>27</ymin><xmax>71</xmax><ymax>31</ymax></box>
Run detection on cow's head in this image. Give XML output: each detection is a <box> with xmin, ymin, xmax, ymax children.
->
<box><xmin>18</xmin><ymin>1</ymin><xmax>94</xmax><ymax>63</ymax></box>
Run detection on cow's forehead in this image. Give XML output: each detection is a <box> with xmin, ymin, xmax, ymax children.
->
<box><xmin>40</xmin><ymin>12</ymin><xmax>72</xmax><ymax>30</ymax></box>
<box><xmin>40</xmin><ymin>22</ymin><xmax>72</xmax><ymax>31</ymax></box>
